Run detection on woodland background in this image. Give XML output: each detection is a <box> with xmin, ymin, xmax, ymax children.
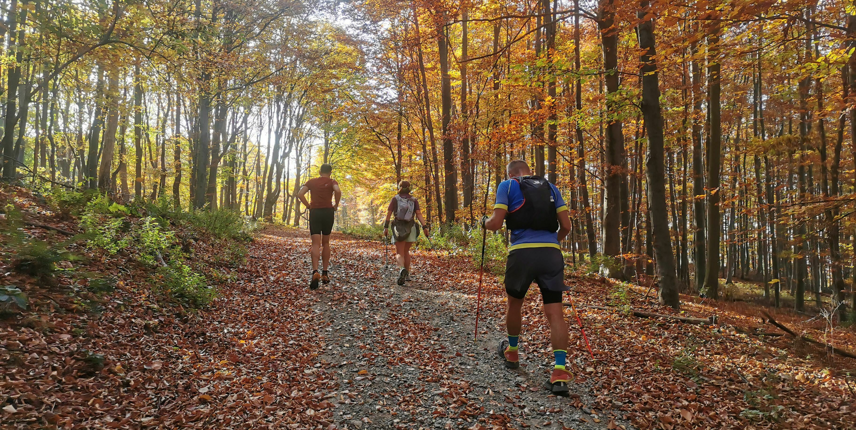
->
<box><xmin>2</xmin><ymin>0</ymin><xmax>855</xmax><ymax>315</ymax></box>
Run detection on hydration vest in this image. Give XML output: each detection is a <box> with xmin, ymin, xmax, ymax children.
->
<box><xmin>504</xmin><ymin>176</ymin><xmax>559</xmax><ymax>232</ymax></box>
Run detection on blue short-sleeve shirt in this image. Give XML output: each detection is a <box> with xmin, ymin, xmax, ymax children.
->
<box><xmin>494</xmin><ymin>178</ymin><xmax>568</xmax><ymax>251</ymax></box>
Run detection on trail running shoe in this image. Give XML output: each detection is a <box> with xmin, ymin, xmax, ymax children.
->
<box><xmin>321</xmin><ymin>272</ymin><xmax>330</xmax><ymax>284</ymax></box>
<box><xmin>546</xmin><ymin>367</ymin><xmax>573</xmax><ymax>396</ymax></box>
<box><xmin>397</xmin><ymin>268</ymin><xmax>409</xmax><ymax>286</ymax></box>
<box><xmin>310</xmin><ymin>272</ymin><xmax>321</xmax><ymax>290</ymax></box>
<box><xmin>497</xmin><ymin>339</ymin><xmax>519</xmax><ymax>369</ymax></box>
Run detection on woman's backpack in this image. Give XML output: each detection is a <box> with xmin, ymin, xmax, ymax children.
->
<box><xmin>392</xmin><ymin>195</ymin><xmax>419</xmax><ymax>241</ymax></box>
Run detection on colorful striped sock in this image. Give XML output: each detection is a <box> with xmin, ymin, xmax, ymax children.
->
<box><xmin>554</xmin><ymin>350</ymin><xmax>567</xmax><ymax>369</ymax></box>
<box><xmin>508</xmin><ymin>335</ymin><xmax>519</xmax><ymax>351</ymax></box>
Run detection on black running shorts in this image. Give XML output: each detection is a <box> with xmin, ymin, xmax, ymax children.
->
<box><xmin>504</xmin><ymin>247</ymin><xmax>568</xmax><ymax>304</ymax></box>
<box><xmin>309</xmin><ymin>208</ymin><xmax>335</xmax><ymax>235</ymax></box>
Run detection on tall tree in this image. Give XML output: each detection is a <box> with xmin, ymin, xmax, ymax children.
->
<box><xmin>1</xmin><ymin>0</ymin><xmax>29</xmax><ymax>179</ymax></box>
<box><xmin>637</xmin><ymin>0</ymin><xmax>679</xmax><ymax>308</ymax></box>
<box><xmin>98</xmin><ymin>67</ymin><xmax>121</xmax><ymax>192</ymax></box>
<box><xmin>438</xmin><ymin>19</ymin><xmax>458</xmax><ymax>223</ymax></box>
<box><xmin>703</xmin><ymin>16</ymin><xmax>723</xmax><ymax>300</ymax></box>
<box><xmin>543</xmin><ymin>0</ymin><xmax>558</xmax><ymax>183</ymax></box>
<box><xmin>574</xmin><ymin>0</ymin><xmax>597</xmax><ymax>257</ymax></box>
<box><xmin>690</xmin><ymin>36</ymin><xmax>706</xmax><ymax>293</ymax></box>
<box><xmin>598</xmin><ymin>0</ymin><xmax>626</xmax><ymax>278</ymax></box>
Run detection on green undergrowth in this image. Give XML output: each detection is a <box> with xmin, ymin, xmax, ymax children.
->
<box><xmin>3</xmin><ymin>188</ymin><xmax>257</xmax><ymax>310</ymax></box>
<box><xmin>342</xmin><ymin>224</ymin><xmax>384</xmax><ymax>240</ymax></box>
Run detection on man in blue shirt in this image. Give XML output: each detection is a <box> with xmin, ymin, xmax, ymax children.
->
<box><xmin>484</xmin><ymin>160</ymin><xmax>573</xmax><ymax>396</ymax></box>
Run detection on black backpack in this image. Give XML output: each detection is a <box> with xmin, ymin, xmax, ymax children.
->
<box><xmin>504</xmin><ymin>176</ymin><xmax>559</xmax><ymax>232</ymax></box>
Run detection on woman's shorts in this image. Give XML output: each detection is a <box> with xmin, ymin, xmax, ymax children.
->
<box><xmin>392</xmin><ymin>224</ymin><xmax>419</xmax><ymax>243</ymax></box>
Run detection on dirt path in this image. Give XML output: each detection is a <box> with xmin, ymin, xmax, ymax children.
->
<box><xmin>256</xmin><ymin>228</ymin><xmax>629</xmax><ymax>429</ymax></box>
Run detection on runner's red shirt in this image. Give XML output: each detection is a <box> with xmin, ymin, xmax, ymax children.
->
<box><xmin>304</xmin><ymin>177</ymin><xmax>338</xmax><ymax>209</ymax></box>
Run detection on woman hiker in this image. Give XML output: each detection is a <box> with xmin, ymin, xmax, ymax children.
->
<box><xmin>383</xmin><ymin>181</ymin><xmax>430</xmax><ymax>286</ymax></box>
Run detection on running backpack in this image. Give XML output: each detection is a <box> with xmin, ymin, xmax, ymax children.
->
<box><xmin>394</xmin><ymin>195</ymin><xmax>416</xmax><ymax>222</ymax></box>
<box><xmin>504</xmin><ymin>176</ymin><xmax>559</xmax><ymax>232</ymax></box>
<box><xmin>392</xmin><ymin>195</ymin><xmax>419</xmax><ymax>241</ymax></box>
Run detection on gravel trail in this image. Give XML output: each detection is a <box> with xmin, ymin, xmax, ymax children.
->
<box><xmin>267</xmin><ymin>229</ymin><xmax>631</xmax><ymax>429</ymax></box>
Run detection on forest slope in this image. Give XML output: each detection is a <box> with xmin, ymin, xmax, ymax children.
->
<box><xmin>1</xmin><ymin>196</ymin><xmax>855</xmax><ymax>429</ymax></box>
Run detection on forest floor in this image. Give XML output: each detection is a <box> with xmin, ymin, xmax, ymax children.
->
<box><xmin>2</xmin><ymin>193</ymin><xmax>856</xmax><ymax>429</ymax></box>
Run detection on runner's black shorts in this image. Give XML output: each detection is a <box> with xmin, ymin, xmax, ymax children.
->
<box><xmin>309</xmin><ymin>208</ymin><xmax>335</xmax><ymax>235</ymax></box>
<box><xmin>505</xmin><ymin>247</ymin><xmax>568</xmax><ymax>304</ymax></box>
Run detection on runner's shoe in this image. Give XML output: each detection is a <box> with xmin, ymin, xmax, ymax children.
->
<box><xmin>497</xmin><ymin>339</ymin><xmax>519</xmax><ymax>369</ymax></box>
<box><xmin>310</xmin><ymin>271</ymin><xmax>321</xmax><ymax>290</ymax></box>
<box><xmin>546</xmin><ymin>367</ymin><xmax>573</xmax><ymax>396</ymax></box>
<box><xmin>321</xmin><ymin>271</ymin><xmax>330</xmax><ymax>284</ymax></box>
<box><xmin>397</xmin><ymin>268</ymin><xmax>409</xmax><ymax>286</ymax></box>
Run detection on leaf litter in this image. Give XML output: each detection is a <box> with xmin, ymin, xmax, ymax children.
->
<box><xmin>1</xmin><ymin>218</ymin><xmax>854</xmax><ymax>429</ymax></box>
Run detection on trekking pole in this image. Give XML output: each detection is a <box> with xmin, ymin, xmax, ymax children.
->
<box><xmin>474</xmin><ymin>224</ymin><xmax>488</xmax><ymax>341</ymax></box>
<box><xmin>424</xmin><ymin>231</ymin><xmax>435</xmax><ymax>250</ymax></box>
<box><xmin>564</xmin><ymin>293</ymin><xmax>595</xmax><ymax>360</ymax></box>
<box><xmin>384</xmin><ymin>234</ymin><xmax>389</xmax><ymax>269</ymax></box>
<box><xmin>379</xmin><ymin>234</ymin><xmax>385</xmax><ymax>268</ymax></box>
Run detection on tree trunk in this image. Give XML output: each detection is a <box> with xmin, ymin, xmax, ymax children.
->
<box><xmin>206</xmin><ymin>94</ymin><xmax>226</xmax><ymax>209</ymax></box>
<box><xmin>1</xmin><ymin>0</ymin><xmax>27</xmax><ymax>179</ymax></box>
<box><xmin>575</xmin><ymin>0</ymin><xmax>597</xmax><ymax>257</ymax></box>
<box><xmin>173</xmin><ymin>91</ymin><xmax>182</xmax><ymax>209</ymax></box>
<box><xmin>847</xmin><ymin>3</ymin><xmax>856</xmax><ymax>317</ymax></box>
<box><xmin>86</xmin><ymin>68</ymin><xmax>106</xmax><ymax>190</ymax></box>
<box><xmin>263</xmin><ymin>100</ymin><xmax>284</xmax><ymax>219</ymax></box>
<box><xmin>544</xmin><ymin>0</ymin><xmax>558</xmax><ymax>184</ymax></box>
<box><xmin>532</xmin><ymin>11</ymin><xmax>545</xmax><ymax>178</ymax></box>
<box><xmin>116</xmin><ymin>111</ymin><xmax>129</xmax><ymax>200</ymax></box>
<box><xmin>460</xmin><ymin>8</ymin><xmax>473</xmax><ymax>211</ymax></box>
<box><xmin>830</xmin><ymin>67</ymin><xmax>848</xmax><ymax>319</ymax></box>
<box><xmin>703</xmin><ymin>18</ymin><xmax>722</xmax><ymax>299</ymax></box>
<box><xmin>794</xmin><ymin>27</ymin><xmax>812</xmax><ymax>312</ymax></box>
<box><xmin>134</xmin><ymin>65</ymin><xmax>144</xmax><ymax>199</ymax></box>
<box><xmin>598</xmin><ymin>0</ymin><xmax>626</xmax><ymax>278</ymax></box>
<box><xmin>98</xmin><ymin>67</ymin><xmax>121</xmax><ymax>193</ymax></box>
<box><xmin>690</xmin><ymin>40</ymin><xmax>706</xmax><ymax>293</ymax></box>
<box><xmin>412</xmin><ymin>4</ymin><xmax>442</xmax><ymax>223</ymax></box>
<box><xmin>47</xmin><ymin>80</ymin><xmax>59</xmax><ymax>182</ymax></box>
<box><xmin>439</xmin><ymin>22</ymin><xmax>458</xmax><ymax>224</ymax></box>
<box><xmin>292</xmin><ymin>145</ymin><xmax>305</xmax><ymax>227</ymax></box>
